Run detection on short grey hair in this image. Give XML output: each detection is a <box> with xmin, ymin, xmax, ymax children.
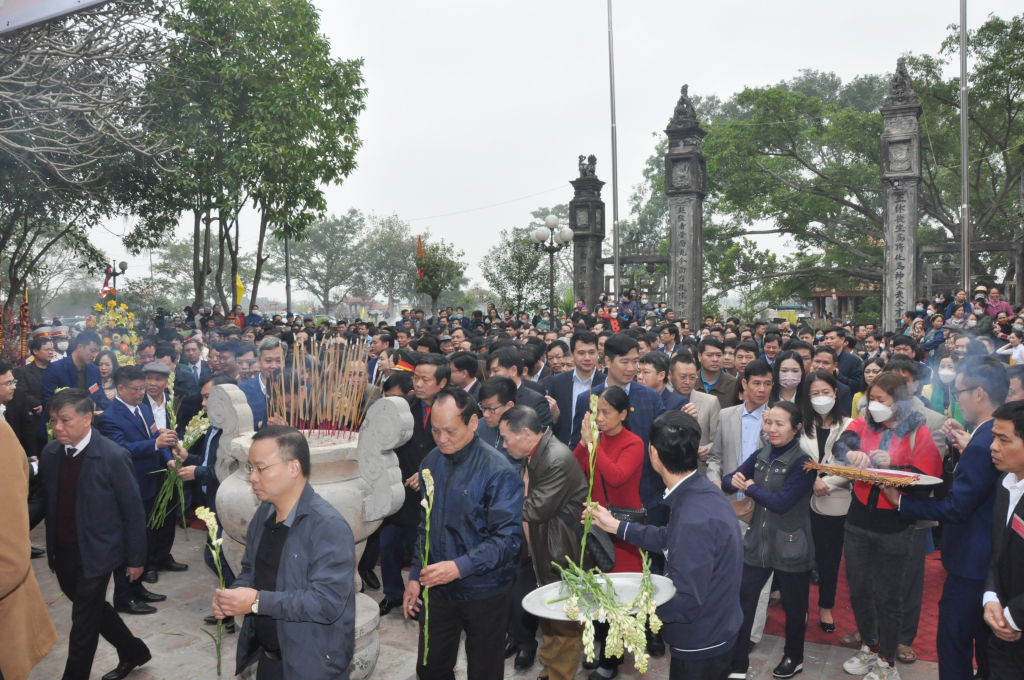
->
<box><xmin>498</xmin><ymin>405</ymin><xmax>542</xmax><ymax>436</ymax></box>
<box><xmin>257</xmin><ymin>336</ymin><xmax>284</xmax><ymax>357</ymax></box>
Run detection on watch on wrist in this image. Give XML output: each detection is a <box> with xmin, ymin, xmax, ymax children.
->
<box><xmin>251</xmin><ymin>593</ymin><xmax>260</xmax><ymax>615</ymax></box>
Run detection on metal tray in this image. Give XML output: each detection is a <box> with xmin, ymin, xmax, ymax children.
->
<box><xmin>522</xmin><ymin>573</ymin><xmax>676</xmax><ymax>622</ymax></box>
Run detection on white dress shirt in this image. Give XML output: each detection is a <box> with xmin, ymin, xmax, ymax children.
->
<box><xmin>147</xmin><ymin>393</ymin><xmax>167</xmax><ymax>430</ymax></box>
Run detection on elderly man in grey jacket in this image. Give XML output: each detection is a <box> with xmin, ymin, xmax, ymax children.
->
<box><xmin>213</xmin><ymin>426</ymin><xmax>355</xmax><ymax>680</ymax></box>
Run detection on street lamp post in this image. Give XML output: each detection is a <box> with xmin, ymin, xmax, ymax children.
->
<box><xmin>106</xmin><ymin>260</ymin><xmax>128</xmax><ymax>301</ymax></box>
<box><xmin>529</xmin><ymin>215</ymin><xmax>575</xmax><ymax>320</ymax></box>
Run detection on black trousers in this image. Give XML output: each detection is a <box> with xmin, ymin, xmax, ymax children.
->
<box><xmin>731</xmin><ymin>565</ymin><xmax>809</xmax><ymax>672</ymax></box>
<box><xmin>507</xmin><ymin>561</ymin><xmax>539</xmax><ymax>652</ymax></box>
<box><xmin>112</xmin><ymin>495</ymin><xmax>175</xmax><ymax>604</ymax></box>
<box><xmin>256</xmin><ymin>650</ymin><xmax>284</xmax><ymax>680</ymax></box>
<box><xmin>809</xmin><ymin>511</ymin><xmax>845</xmax><ymax>610</ymax></box>
<box><xmin>54</xmin><ymin>550</ymin><xmax>147</xmax><ymax>680</ymax></box>
<box><xmin>670</xmin><ymin>645</ymin><xmax>734</xmax><ymax>680</ymax></box>
<box><xmin>987</xmin><ymin>636</ymin><xmax>1024</xmax><ymax>680</ymax></box>
<box><xmin>416</xmin><ymin>588</ymin><xmax>512</xmax><ymax>680</ymax></box>
<box><xmin>899</xmin><ymin>526</ymin><xmax>928</xmax><ymax>647</ymax></box>
<box><xmin>938</xmin><ymin>574</ymin><xmax>990</xmax><ymax>680</ymax></box>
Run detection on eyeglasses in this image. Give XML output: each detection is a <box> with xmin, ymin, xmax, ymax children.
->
<box><xmin>123</xmin><ymin>384</ymin><xmax>146</xmax><ymax>393</ymax></box>
<box><xmin>245</xmin><ymin>461</ymin><xmax>285</xmax><ymax>476</ymax></box>
<box><xmin>950</xmin><ymin>385</ymin><xmax>976</xmax><ymax>402</ymax></box>
<box><xmin>0</xmin><ymin>379</ymin><xmax>16</xmax><ymax>388</ymax></box>
<box><xmin>481</xmin><ymin>404</ymin><xmax>504</xmax><ymax>414</ymax></box>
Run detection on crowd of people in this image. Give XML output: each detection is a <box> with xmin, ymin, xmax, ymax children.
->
<box><xmin>2</xmin><ymin>287</ymin><xmax>1024</xmax><ymax>680</ymax></box>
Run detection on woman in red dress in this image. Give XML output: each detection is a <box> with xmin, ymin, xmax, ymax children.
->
<box><xmin>573</xmin><ymin>385</ymin><xmax>645</xmax><ymax>573</ymax></box>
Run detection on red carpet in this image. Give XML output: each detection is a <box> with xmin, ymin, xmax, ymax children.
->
<box><xmin>763</xmin><ymin>551</ymin><xmax>946</xmax><ymax>662</ymax></box>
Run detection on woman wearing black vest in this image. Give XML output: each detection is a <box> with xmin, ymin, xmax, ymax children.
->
<box><xmin>722</xmin><ymin>401</ymin><xmax>817</xmax><ymax>679</ymax></box>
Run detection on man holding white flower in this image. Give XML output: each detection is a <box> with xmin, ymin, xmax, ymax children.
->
<box><xmin>402</xmin><ymin>387</ymin><xmax>525</xmax><ymax>680</ymax></box>
<box><xmin>212</xmin><ymin>425</ymin><xmax>356</xmax><ymax>680</ymax></box>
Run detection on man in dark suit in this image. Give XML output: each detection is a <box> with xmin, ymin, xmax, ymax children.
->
<box><xmin>40</xmin><ymin>330</ymin><xmax>108</xmax><ymax>436</ymax></box>
<box><xmin>983</xmin><ymin>400</ymin><xmax>1024</xmax><ymax>678</ymax></box>
<box><xmin>378</xmin><ymin>354</ymin><xmax>446</xmax><ymax>617</ymax></box>
<box><xmin>448</xmin><ymin>351</ymin><xmax>481</xmax><ymax>401</ymax></box>
<box><xmin>238</xmin><ymin>336</ymin><xmax>286</xmax><ymax>431</ymax></box>
<box><xmin>823</xmin><ymin>327</ymin><xmax>864</xmax><ymax>395</ymax></box>
<box><xmin>637</xmin><ymin>351</ymin><xmax>687</xmax><ymax>411</ymax></box>
<box><xmin>487</xmin><ymin>347</ymin><xmax>551</xmax><ymax>430</ymax></box>
<box><xmin>30</xmin><ymin>389</ymin><xmax>152</xmax><ymax>680</ymax></box>
<box><xmin>541</xmin><ymin>331</ymin><xmax>602</xmax><ymax>446</ymax></box>
<box><xmin>886</xmin><ymin>356</ymin><xmax>1005</xmax><ymax>680</ymax></box>
<box><xmin>11</xmin><ymin>334</ymin><xmax>53</xmax><ymax>458</ymax></box>
<box><xmin>178</xmin><ymin>373</ymin><xmax>239</xmax><ymax>631</ymax></box>
<box><xmin>179</xmin><ymin>338</ymin><xmax>211</xmax><ymax>386</ymax></box>
<box><xmin>96</xmin><ymin>366</ymin><xmax>177</xmax><ymax>612</ymax></box>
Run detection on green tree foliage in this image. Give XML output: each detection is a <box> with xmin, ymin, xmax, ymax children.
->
<box><xmin>136</xmin><ymin>0</ymin><xmax>366</xmax><ymax>310</ymax></box>
<box><xmin>267</xmin><ymin>211</ymin><xmax>364</xmax><ymax>313</ymax></box>
<box><xmin>361</xmin><ymin>214</ymin><xmax>417</xmax><ymax>316</ymax></box>
<box><xmin>481</xmin><ymin>227</ymin><xmax>547</xmax><ymax>314</ymax></box>
<box><xmin>414</xmin><ymin>238</ymin><xmax>466</xmax><ymax>319</ymax></box>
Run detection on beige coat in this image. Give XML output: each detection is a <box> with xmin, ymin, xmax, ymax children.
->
<box><xmin>706</xmin><ymin>403</ymin><xmax>770</xmax><ymax>498</ymax></box>
<box><xmin>798</xmin><ymin>416</ymin><xmax>853</xmax><ymax>492</ymax></box>
<box><xmin>686</xmin><ymin>389</ymin><xmax>721</xmax><ymax>476</ymax></box>
<box><xmin>0</xmin><ymin>421</ymin><xmax>56</xmax><ymax>680</ymax></box>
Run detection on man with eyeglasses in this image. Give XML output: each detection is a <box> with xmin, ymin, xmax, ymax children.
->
<box><xmin>213</xmin><ymin>425</ymin><xmax>356</xmax><ymax>680</ymax></box>
<box><xmin>0</xmin><ymin>360</ymin><xmax>17</xmax><ymax>423</ymax></box>
<box><xmin>96</xmin><ymin>366</ymin><xmax>180</xmax><ymax>614</ymax></box>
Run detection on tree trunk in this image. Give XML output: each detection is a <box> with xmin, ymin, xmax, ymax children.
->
<box><xmin>214</xmin><ymin>211</ymin><xmax>228</xmax><ymax>311</ymax></box>
<box><xmin>430</xmin><ymin>294</ymin><xmax>439</xmax><ymax>321</ymax></box>
<box><xmin>249</xmin><ymin>202</ymin><xmax>270</xmax><ymax>314</ymax></box>
<box><xmin>192</xmin><ymin>208</ymin><xmax>205</xmax><ymax>308</ymax></box>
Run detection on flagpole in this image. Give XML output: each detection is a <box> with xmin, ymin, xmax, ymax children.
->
<box><xmin>607</xmin><ymin>0</ymin><xmax>620</xmax><ymax>299</ymax></box>
<box><xmin>959</xmin><ymin>0</ymin><xmax>971</xmax><ymax>292</ymax></box>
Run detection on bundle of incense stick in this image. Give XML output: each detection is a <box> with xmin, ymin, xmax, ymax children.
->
<box><xmin>267</xmin><ymin>341</ymin><xmax>384</xmax><ymax>439</ymax></box>
<box><xmin>802</xmin><ymin>461</ymin><xmax>918</xmax><ymax>488</ymax></box>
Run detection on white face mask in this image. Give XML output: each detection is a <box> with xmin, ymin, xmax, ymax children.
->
<box><xmin>778</xmin><ymin>373</ymin><xmax>802</xmax><ymax>390</ymax></box>
<box><xmin>868</xmin><ymin>401</ymin><xmax>894</xmax><ymax>422</ymax></box>
<box><xmin>610</xmin><ymin>311</ymin><xmax>618</xmax><ymax>318</ymax></box>
<box><xmin>57</xmin><ymin>341</ymin><xmax>69</xmax><ymax>351</ymax></box>
<box><xmin>938</xmin><ymin>369</ymin><xmax>957</xmax><ymax>384</ymax></box>
<box><xmin>967</xmin><ymin>319</ymin><xmax>976</xmax><ymax>328</ymax></box>
<box><xmin>811</xmin><ymin>396</ymin><xmax>836</xmax><ymax>414</ymax></box>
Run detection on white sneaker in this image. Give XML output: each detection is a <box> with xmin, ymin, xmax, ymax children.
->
<box><xmin>843</xmin><ymin>646</ymin><xmax>880</xmax><ymax>675</ymax></box>
<box><xmin>864</xmin><ymin>660</ymin><xmax>900</xmax><ymax>680</ymax></box>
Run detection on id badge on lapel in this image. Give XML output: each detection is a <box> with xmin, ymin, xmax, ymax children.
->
<box><xmin>1012</xmin><ymin>514</ymin><xmax>1024</xmax><ymax>541</ymax></box>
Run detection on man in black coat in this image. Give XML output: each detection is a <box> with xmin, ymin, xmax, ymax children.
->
<box><xmin>377</xmin><ymin>357</ymin><xmax>446</xmax><ymax>617</ymax></box>
<box><xmin>29</xmin><ymin>389</ymin><xmax>152</xmax><ymax>680</ymax></box>
<box><xmin>541</xmin><ymin>330</ymin><xmax>602</xmax><ymax>446</ymax></box>
<box><xmin>486</xmin><ymin>347</ymin><xmax>551</xmax><ymax>430</ymax></box>
<box><xmin>10</xmin><ymin>335</ymin><xmax>53</xmax><ymax>458</ymax></box>
<box><xmin>984</xmin><ymin>401</ymin><xmax>1024</xmax><ymax>677</ymax></box>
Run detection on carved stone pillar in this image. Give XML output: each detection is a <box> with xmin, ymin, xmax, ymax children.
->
<box><xmin>570</xmin><ymin>155</ymin><xmax>606</xmax><ymax>311</ymax></box>
<box><xmin>664</xmin><ymin>86</ymin><xmax>707</xmax><ymax>332</ymax></box>
<box><xmin>880</xmin><ymin>58</ymin><xmax>923</xmax><ymax>333</ymax></box>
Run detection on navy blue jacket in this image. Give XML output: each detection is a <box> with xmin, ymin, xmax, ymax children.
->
<box><xmin>29</xmin><ymin>430</ymin><xmax>147</xmax><ymax>578</ymax></box>
<box><xmin>899</xmin><ymin>419</ymin><xmax>998</xmax><ymax>580</ymax></box>
<box><xmin>616</xmin><ymin>472</ymin><xmax>743</xmax><ymax>659</ymax></box>
<box><xmin>184</xmin><ymin>427</ymin><xmax>223</xmax><ymax>512</ymax></box>
<box><xmin>39</xmin><ymin>357</ymin><xmax>109</xmax><ymax>435</ymax></box>
<box><xmin>541</xmin><ymin>369</ymin><xmax>604</xmax><ymax>446</ymax></box>
<box><xmin>238</xmin><ymin>375</ymin><xmax>268</xmax><ymax>431</ymax></box>
<box><xmin>410</xmin><ymin>435</ymin><xmax>524</xmax><ymax>601</ymax></box>
<box><xmin>570</xmin><ymin>380</ymin><xmax>667</xmax><ymax>511</ymax></box>
<box><xmin>836</xmin><ymin>349</ymin><xmax>865</xmax><ymax>395</ymax></box>
<box><xmin>659</xmin><ymin>388</ymin><xmax>688</xmax><ymax>411</ymax></box>
<box><xmin>96</xmin><ymin>398</ymin><xmax>172</xmax><ymax>502</ymax></box>
<box><xmin>234</xmin><ymin>483</ymin><xmax>355</xmax><ymax>680</ymax></box>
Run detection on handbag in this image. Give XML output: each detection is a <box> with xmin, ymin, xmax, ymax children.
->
<box><xmin>601</xmin><ymin>477</ymin><xmax>647</xmax><ymax>524</ymax></box>
<box><xmin>732</xmin><ymin>496</ymin><xmax>755</xmax><ymax>523</ymax></box>
<box><xmin>558</xmin><ymin>507</ymin><xmax>615</xmax><ymax>572</ymax></box>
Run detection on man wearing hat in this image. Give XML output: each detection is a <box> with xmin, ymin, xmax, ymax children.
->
<box><xmin>51</xmin><ymin>326</ymin><xmax>71</xmax><ymax>361</ymax></box>
<box><xmin>96</xmin><ymin>366</ymin><xmax>177</xmax><ymax>614</ymax></box>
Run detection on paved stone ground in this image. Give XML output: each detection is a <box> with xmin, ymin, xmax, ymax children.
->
<box><xmin>29</xmin><ymin>524</ymin><xmax>939</xmax><ymax>680</ymax></box>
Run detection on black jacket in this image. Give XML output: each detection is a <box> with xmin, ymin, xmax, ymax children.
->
<box><xmin>390</xmin><ymin>396</ymin><xmax>435</xmax><ymax>527</ymax></box>
<box><xmin>986</xmin><ymin>474</ymin><xmax>1024</xmax><ymax>635</ymax></box>
<box><xmin>10</xmin><ymin>361</ymin><xmax>46</xmax><ymax>457</ymax></box>
<box><xmin>29</xmin><ymin>430</ymin><xmax>147</xmax><ymax>578</ymax></box>
<box><xmin>517</xmin><ymin>382</ymin><xmax>552</xmax><ymax>431</ymax></box>
<box><xmin>184</xmin><ymin>427</ymin><xmax>223</xmax><ymax>512</ymax></box>
<box><xmin>541</xmin><ymin>369</ymin><xmax>604</xmax><ymax>446</ymax></box>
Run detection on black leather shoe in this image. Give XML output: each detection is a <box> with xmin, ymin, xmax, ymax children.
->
<box><xmin>114</xmin><ymin>599</ymin><xmax>157</xmax><ymax>615</ymax></box>
<box><xmin>203</xmin><ymin>615</ymin><xmax>236</xmax><ymax>633</ymax></box>
<box><xmin>359</xmin><ymin>567</ymin><xmax>380</xmax><ymax>590</ymax></box>
<box><xmin>772</xmin><ymin>656</ymin><xmax>803</xmax><ymax>678</ymax></box>
<box><xmin>101</xmin><ymin>648</ymin><xmax>152</xmax><ymax>680</ymax></box>
<box><xmin>135</xmin><ymin>588</ymin><xmax>167</xmax><ymax>603</ymax></box>
<box><xmin>588</xmin><ymin>669</ymin><xmax>617</xmax><ymax>680</ymax></box>
<box><xmin>646</xmin><ymin>629</ymin><xmax>666</xmax><ymax>657</ymax></box>
<box><xmin>159</xmin><ymin>558</ymin><xmax>189</xmax><ymax>572</ymax></box>
<box><xmin>809</xmin><ymin>569</ymin><xmax>820</xmax><ymax>586</ymax></box>
<box><xmin>820</xmin><ymin>620</ymin><xmax>836</xmax><ymax>633</ymax></box>
<box><xmin>514</xmin><ymin>647</ymin><xmax>536</xmax><ymax>671</ymax></box>
<box><xmin>142</xmin><ymin>569</ymin><xmax>158</xmax><ymax>584</ymax></box>
<box><xmin>504</xmin><ymin>641</ymin><xmax>518</xmax><ymax>659</ymax></box>
<box><xmin>378</xmin><ymin>599</ymin><xmax>400</xmax><ymax>617</ymax></box>
<box><xmin>30</xmin><ymin>545</ymin><xmax>45</xmax><ymax>559</ymax></box>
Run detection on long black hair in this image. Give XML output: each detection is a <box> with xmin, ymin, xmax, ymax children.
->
<box><xmin>801</xmin><ymin>370</ymin><xmax>844</xmax><ymax>437</ymax></box>
<box><xmin>769</xmin><ymin>350</ymin><xmax>807</xmax><ymax>406</ymax></box>
<box><xmin>598</xmin><ymin>385</ymin><xmax>631</xmax><ymax>431</ymax></box>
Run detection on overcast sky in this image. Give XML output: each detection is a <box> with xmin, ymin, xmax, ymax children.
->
<box><xmin>94</xmin><ymin>1</ymin><xmax>1020</xmax><ymax>304</ymax></box>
